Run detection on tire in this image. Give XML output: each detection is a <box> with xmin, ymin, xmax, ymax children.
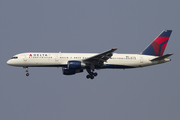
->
<box><xmin>93</xmin><ymin>72</ymin><xmax>98</xmax><ymax>76</ymax></box>
<box><xmin>90</xmin><ymin>75</ymin><xmax>94</xmax><ymax>79</ymax></box>
<box><xmin>86</xmin><ymin>75</ymin><xmax>90</xmax><ymax>79</ymax></box>
<box><xmin>26</xmin><ymin>73</ymin><xmax>29</xmax><ymax>76</ymax></box>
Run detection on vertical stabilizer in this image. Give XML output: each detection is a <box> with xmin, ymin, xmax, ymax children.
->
<box><xmin>141</xmin><ymin>30</ymin><xmax>172</xmax><ymax>56</ymax></box>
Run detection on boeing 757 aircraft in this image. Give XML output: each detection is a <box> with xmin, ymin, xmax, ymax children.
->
<box><xmin>7</xmin><ymin>30</ymin><xmax>173</xmax><ymax>79</ymax></box>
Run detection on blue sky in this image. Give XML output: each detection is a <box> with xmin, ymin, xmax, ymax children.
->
<box><xmin>1</xmin><ymin>0</ymin><xmax>180</xmax><ymax>120</ymax></box>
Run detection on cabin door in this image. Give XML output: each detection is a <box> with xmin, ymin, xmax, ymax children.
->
<box><xmin>23</xmin><ymin>55</ymin><xmax>27</xmax><ymax>61</ymax></box>
<box><xmin>140</xmin><ymin>57</ymin><xmax>143</xmax><ymax>63</ymax></box>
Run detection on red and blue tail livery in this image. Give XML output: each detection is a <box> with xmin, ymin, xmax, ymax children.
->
<box><xmin>141</xmin><ymin>30</ymin><xmax>172</xmax><ymax>56</ymax></box>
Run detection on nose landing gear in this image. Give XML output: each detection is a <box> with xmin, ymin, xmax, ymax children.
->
<box><xmin>24</xmin><ymin>67</ymin><xmax>29</xmax><ymax>76</ymax></box>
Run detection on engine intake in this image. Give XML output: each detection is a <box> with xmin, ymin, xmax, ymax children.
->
<box><xmin>68</xmin><ymin>61</ymin><xmax>85</xmax><ymax>69</ymax></box>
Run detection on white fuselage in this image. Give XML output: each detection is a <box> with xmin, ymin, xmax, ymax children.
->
<box><xmin>7</xmin><ymin>52</ymin><xmax>170</xmax><ymax>69</ymax></box>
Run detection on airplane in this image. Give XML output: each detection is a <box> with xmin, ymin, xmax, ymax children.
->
<box><xmin>7</xmin><ymin>30</ymin><xmax>173</xmax><ymax>79</ymax></box>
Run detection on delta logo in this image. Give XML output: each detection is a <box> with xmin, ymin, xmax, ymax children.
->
<box><xmin>29</xmin><ymin>54</ymin><xmax>48</xmax><ymax>57</ymax></box>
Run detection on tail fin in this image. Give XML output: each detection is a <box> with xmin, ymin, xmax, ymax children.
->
<box><xmin>141</xmin><ymin>30</ymin><xmax>172</xmax><ymax>56</ymax></box>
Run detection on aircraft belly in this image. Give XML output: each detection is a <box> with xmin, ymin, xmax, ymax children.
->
<box><xmin>102</xmin><ymin>64</ymin><xmax>135</xmax><ymax>69</ymax></box>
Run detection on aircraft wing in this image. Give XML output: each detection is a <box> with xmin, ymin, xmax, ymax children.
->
<box><xmin>83</xmin><ymin>48</ymin><xmax>117</xmax><ymax>66</ymax></box>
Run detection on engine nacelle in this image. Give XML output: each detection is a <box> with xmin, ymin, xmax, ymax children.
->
<box><xmin>62</xmin><ymin>61</ymin><xmax>85</xmax><ymax>75</ymax></box>
<box><xmin>68</xmin><ymin>61</ymin><xmax>85</xmax><ymax>69</ymax></box>
<box><xmin>62</xmin><ymin>67</ymin><xmax>83</xmax><ymax>75</ymax></box>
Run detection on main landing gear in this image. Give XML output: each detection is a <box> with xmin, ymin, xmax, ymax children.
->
<box><xmin>24</xmin><ymin>67</ymin><xmax>29</xmax><ymax>76</ymax></box>
<box><xmin>86</xmin><ymin>69</ymin><xmax>98</xmax><ymax>79</ymax></box>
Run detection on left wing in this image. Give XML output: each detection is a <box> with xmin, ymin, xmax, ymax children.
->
<box><xmin>83</xmin><ymin>48</ymin><xmax>117</xmax><ymax>67</ymax></box>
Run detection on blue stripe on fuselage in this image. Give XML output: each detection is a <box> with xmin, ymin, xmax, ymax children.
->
<box><xmin>101</xmin><ymin>64</ymin><xmax>135</xmax><ymax>69</ymax></box>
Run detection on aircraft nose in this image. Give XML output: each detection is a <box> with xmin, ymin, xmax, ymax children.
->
<box><xmin>7</xmin><ymin>60</ymin><xmax>10</xmax><ymax>65</ymax></box>
<box><xmin>7</xmin><ymin>60</ymin><xmax>12</xmax><ymax>65</ymax></box>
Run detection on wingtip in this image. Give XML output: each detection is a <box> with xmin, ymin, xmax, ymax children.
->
<box><xmin>112</xmin><ymin>48</ymin><xmax>118</xmax><ymax>50</ymax></box>
<box><xmin>168</xmin><ymin>53</ymin><xmax>174</xmax><ymax>56</ymax></box>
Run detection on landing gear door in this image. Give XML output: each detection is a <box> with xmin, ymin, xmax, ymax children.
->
<box><xmin>55</xmin><ymin>55</ymin><xmax>59</xmax><ymax>62</ymax></box>
<box><xmin>140</xmin><ymin>57</ymin><xmax>143</xmax><ymax>63</ymax></box>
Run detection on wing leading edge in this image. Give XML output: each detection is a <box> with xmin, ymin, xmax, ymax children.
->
<box><xmin>83</xmin><ymin>48</ymin><xmax>117</xmax><ymax>66</ymax></box>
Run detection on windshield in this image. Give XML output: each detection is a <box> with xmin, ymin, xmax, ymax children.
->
<box><xmin>11</xmin><ymin>57</ymin><xmax>18</xmax><ymax>59</ymax></box>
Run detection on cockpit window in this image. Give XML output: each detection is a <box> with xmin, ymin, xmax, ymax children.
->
<box><xmin>11</xmin><ymin>57</ymin><xmax>18</xmax><ymax>59</ymax></box>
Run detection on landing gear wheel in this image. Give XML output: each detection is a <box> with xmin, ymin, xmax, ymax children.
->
<box><xmin>93</xmin><ymin>72</ymin><xmax>98</xmax><ymax>76</ymax></box>
<box><xmin>26</xmin><ymin>73</ymin><xmax>29</xmax><ymax>76</ymax></box>
<box><xmin>90</xmin><ymin>75</ymin><xmax>94</xmax><ymax>79</ymax></box>
<box><xmin>86</xmin><ymin>75</ymin><xmax>94</xmax><ymax>79</ymax></box>
<box><xmin>86</xmin><ymin>75</ymin><xmax>90</xmax><ymax>79</ymax></box>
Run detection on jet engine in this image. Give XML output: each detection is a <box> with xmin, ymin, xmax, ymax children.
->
<box><xmin>62</xmin><ymin>61</ymin><xmax>85</xmax><ymax>75</ymax></box>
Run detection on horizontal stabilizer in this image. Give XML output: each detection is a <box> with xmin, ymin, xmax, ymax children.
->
<box><xmin>150</xmin><ymin>53</ymin><xmax>173</xmax><ymax>61</ymax></box>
